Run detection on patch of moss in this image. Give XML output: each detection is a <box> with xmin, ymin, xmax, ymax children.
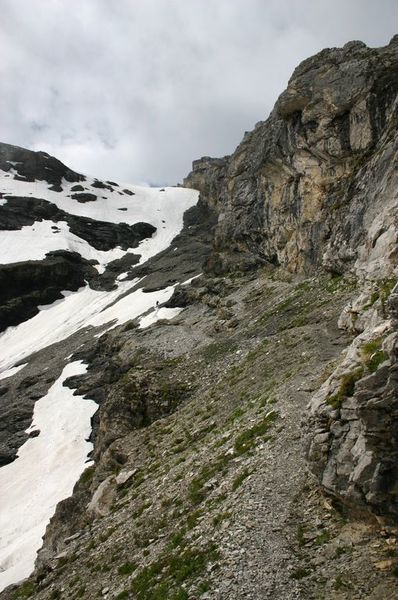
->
<box><xmin>118</xmin><ymin>562</ymin><xmax>138</xmax><ymax>575</ymax></box>
<box><xmin>232</xmin><ymin>468</ymin><xmax>251</xmax><ymax>491</ymax></box>
<box><xmin>188</xmin><ymin>454</ymin><xmax>232</xmax><ymax>505</ymax></box>
<box><xmin>327</xmin><ymin>368</ymin><xmax>364</xmax><ymax>410</ymax></box>
<box><xmin>130</xmin><ymin>544</ymin><xmax>219</xmax><ymax>599</ymax></box>
<box><xmin>361</xmin><ymin>337</ymin><xmax>388</xmax><ymax>373</ymax></box>
<box><xmin>13</xmin><ymin>582</ymin><xmax>36</xmax><ymax>599</ymax></box>
<box><xmin>233</xmin><ymin>411</ymin><xmax>277</xmax><ymax>455</ymax></box>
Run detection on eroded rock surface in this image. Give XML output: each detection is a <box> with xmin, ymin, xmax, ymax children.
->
<box><xmin>184</xmin><ymin>37</ymin><xmax>398</xmax><ymax>279</ymax></box>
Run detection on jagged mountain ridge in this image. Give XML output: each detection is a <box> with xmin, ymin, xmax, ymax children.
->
<box><xmin>0</xmin><ymin>36</ymin><xmax>398</xmax><ymax>599</ymax></box>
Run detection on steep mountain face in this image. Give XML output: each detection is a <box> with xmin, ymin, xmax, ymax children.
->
<box><xmin>184</xmin><ymin>37</ymin><xmax>398</xmax><ymax>523</ymax></box>
<box><xmin>184</xmin><ymin>37</ymin><xmax>398</xmax><ymax>279</ymax></box>
<box><xmin>1</xmin><ymin>37</ymin><xmax>398</xmax><ymax>600</ymax></box>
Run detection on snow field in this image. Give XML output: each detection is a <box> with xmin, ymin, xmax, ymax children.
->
<box><xmin>0</xmin><ymin>361</ymin><xmax>97</xmax><ymax>591</ymax></box>
<box><xmin>0</xmin><ymin>166</ymin><xmax>199</xmax><ymax>590</ymax></box>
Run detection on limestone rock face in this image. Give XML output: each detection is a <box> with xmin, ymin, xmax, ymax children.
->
<box><xmin>183</xmin><ymin>37</ymin><xmax>398</xmax><ymax>522</ymax></box>
<box><xmin>184</xmin><ymin>37</ymin><xmax>398</xmax><ymax>279</ymax></box>
<box><xmin>307</xmin><ymin>287</ymin><xmax>398</xmax><ymax>522</ymax></box>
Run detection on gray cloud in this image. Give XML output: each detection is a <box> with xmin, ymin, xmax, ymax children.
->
<box><xmin>1</xmin><ymin>0</ymin><xmax>397</xmax><ymax>184</ymax></box>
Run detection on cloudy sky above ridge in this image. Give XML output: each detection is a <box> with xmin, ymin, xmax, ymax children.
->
<box><xmin>1</xmin><ymin>0</ymin><xmax>398</xmax><ymax>184</ymax></box>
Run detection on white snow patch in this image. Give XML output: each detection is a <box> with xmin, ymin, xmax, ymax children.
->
<box><xmin>0</xmin><ymin>220</ymin><xmax>126</xmax><ymax>273</ymax></box>
<box><xmin>139</xmin><ymin>306</ymin><xmax>183</xmax><ymax>329</ymax></box>
<box><xmin>0</xmin><ymin>363</ymin><xmax>27</xmax><ymax>381</ymax></box>
<box><xmin>116</xmin><ymin>272</ymin><xmax>129</xmax><ymax>281</ymax></box>
<box><xmin>0</xmin><ymin>176</ymin><xmax>198</xmax><ymax>268</ymax></box>
<box><xmin>0</xmin><ymin>180</ymin><xmax>198</xmax><ymax>371</ymax></box>
<box><xmin>0</xmin><ymin>283</ymin><xmax>180</xmax><ymax>372</ymax></box>
<box><xmin>0</xmin><ymin>282</ymin><xmax>133</xmax><ymax>372</ymax></box>
<box><xmin>0</xmin><ymin>361</ymin><xmax>97</xmax><ymax>591</ymax></box>
<box><xmin>89</xmin><ymin>285</ymin><xmax>177</xmax><ymax>332</ymax></box>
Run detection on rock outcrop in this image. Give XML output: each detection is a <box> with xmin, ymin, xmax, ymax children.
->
<box><xmin>184</xmin><ymin>37</ymin><xmax>398</xmax><ymax>280</ymax></box>
<box><xmin>182</xmin><ymin>37</ymin><xmax>398</xmax><ymax>522</ymax></box>
<box><xmin>307</xmin><ymin>280</ymin><xmax>398</xmax><ymax>523</ymax></box>
<box><xmin>0</xmin><ymin>142</ymin><xmax>84</xmax><ymax>190</ymax></box>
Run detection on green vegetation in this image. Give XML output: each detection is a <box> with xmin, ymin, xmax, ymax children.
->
<box><xmin>212</xmin><ymin>511</ymin><xmax>232</xmax><ymax>526</ymax></box>
<box><xmin>129</xmin><ymin>544</ymin><xmax>219</xmax><ymax>599</ymax></box>
<box><xmin>200</xmin><ymin>340</ymin><xmax>238</xmax><ymax>363</ymax></box>
<box><xmin>296</xmin><ymin>524</ymin><xmax>306</xmax><ymax>547</ymax></box>
<box><xmin>80</xmin><ymin>465</ymin><xmax>95</xmax><ymax>484</ymax></box>
<box><xmin>363</xmin><ymin>278</ymin><xmax>398</xmax><ymax>313</ymax></box>
<box><xmin>334</xmin><ymin>575</ymin><xmax>351</xmax><ymax>590</ymax></box>
<box><xmin>76</xmin><ymin>585</ymin><xmax>86</xmax><ymax>598</ymax></box>
<box><xmin>186</xmin><ymin>509</ymin><xmax>203</xmax><ymax>530</ymax></box>
<box><xmin>188</xmin><ymin>454</ymin><xmax>231</xmax><ymax>505</ymax></box>
<box><xmin>227</xmin><ymin>407</ymin><xmax>245</xmax><ymax>423</ymax></box>
<box><xmin>315</xmin><ymin>531</ymin><xmax>331</xmax><ymax>545</ymax></box>
<box><xmin>13</xmin><ymin>582</ymin><xmax>36</xmax><ymax>599</ymax></box>
<box><xmin>327</xmin><ymin>368</ymin><xmax>364</xmax><ymax>410</ymax></box>
<box><xmin>234</xmin><ymin>411</ymin><xmax>277</xmax><ymax>455</ymax></box>
<box><xmin>197</xmin><ymin>580</ymin><xmax>211</xmax><ymax>594</ymax></box>
<box><xmin>335</xmin><ymin>545</ymin><xmax>351</xmax><ymax>557</ymax></box>
<box><xmin>290</xmin><ymin>567</ymin><xmax>311</xmax><ymax>580</ymax></box>
<box><xmin>232</xmin><ymin>468</ymin><xmax>251</xmax><ymax>491</ymax></box>
<box><xmin>118</xmin><ymin>562</ymin><xmax>138</xmax><ymax>575</ymax></box>
<box><xmin>361</xmin><ymin>337</ymin><xmax>388</xmax><ymax>373</ymax></box>
<box><xmin>115</xmin><ymin>591</ymin><xmax>130</xmax><ymax>600</ymax></box>
<box><xmin>169</xmin><ymin>530</ymin><xmax>186</xmax><ymax>549</ymax></box>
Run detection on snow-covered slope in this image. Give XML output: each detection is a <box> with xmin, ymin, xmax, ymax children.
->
<box><xmin>0</xmin><ymin>153</ymin><xmax>198</xmax><ymax>374</ymax></box>
<box><xmin>0</xmin><ymin>144</ymin><xmax>199</xmax><ymax>591</ymax></box>
<box><xmin>0</xmin><ymin>172</ymin><xmax>197</xmax><ymax>271</ymax></box>
<box><xmin>0</xmin><ymin>362</ymin><xmax>97</xmax><ymax>591</ymax></box>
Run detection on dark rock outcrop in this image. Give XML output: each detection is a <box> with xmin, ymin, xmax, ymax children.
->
<box><xmin>70</xmin><ymin>192</ymin><xmax>97</xmax><ymax>203</ymax></box>
<box><xmin>0</xmin><ymin>194</ymin><xmax>157</xmax><ymax>330</ymax></box>
<box><xmin>0</xmin><ymin>196</ymin><xmax>155</xmax><ymax>252</ymax></box>
<box><xmin>0</xmin><ymin>142</ymin><xmax>84</xmax><ymax>188</ymax></box>
<box><xmin>0</xmin><ymin>251</ymin><xmax>98</xmax><ymax>332</ymax></box>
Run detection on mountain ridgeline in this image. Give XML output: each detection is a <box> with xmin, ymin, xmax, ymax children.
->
<box><xmin>1</xmin><ymin>37</ymin><xmax>398</xmax><ymax>600</ymax></box>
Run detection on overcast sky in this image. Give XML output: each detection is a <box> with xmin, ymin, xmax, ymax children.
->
<box><xmin>1</xmin><ymin>1</ymin><xmax>397</xmax><ymax>184</ymax></box>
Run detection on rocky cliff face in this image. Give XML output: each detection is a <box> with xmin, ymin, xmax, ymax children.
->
<box><xmin>184</xmin><ymin>37</ymin><xmax>398</xmax><ymax>280</ymax></box>
<box><xmin>183</xmin><ymin>36</ymin><xmax>398</xmax><ymax>523</ymax></box>
<box><xmin>1</xmin><ymin>37</ymin><xmax>398</xmax><ymax>600</ymax></box>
